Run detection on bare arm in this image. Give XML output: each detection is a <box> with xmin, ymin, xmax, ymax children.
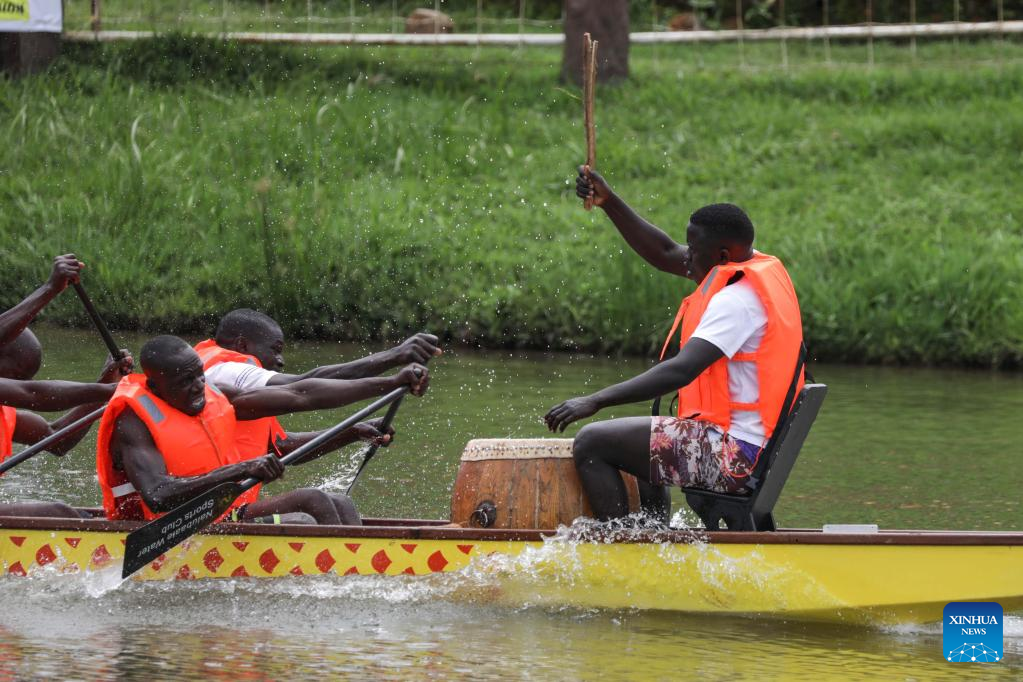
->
<box><xmin>576</xmin><ymin>168</ymin><xmax>690</xmax><ymax>278</ymax></box>
<box><xmin>0</xmin><ymin>255</ymin><xmax>83</xmax><ymax>346</ymax></box>
<box><xmin>227</xmin><ymin>364</ymin><xmax>428</xmax><ymax>421</ymax></box>
<box><xmin>266</xmin><ymin>334</ymin><xmax>441</xmax><ymax>384</ymax></box>
<box><xmin>544</xmin><ymin>338</ymin><xmax>723</xmax><ymax>432</ymax></box>
<box><xmin>13</xmin><ymin>408</ymin><xmax>100</xmax><ymax>456</ymax></box>
<box><xmin>11</xmin><ymin>351</ymin><xmax>135</xmax><ymax>456</ymax></box>
<box><xmin>0</xmin><ymin>379</ymin><xmax>114</xmax><ymax>412</ymax></box>
<box><xmin>112</xmin><ymin>411</ymin><xmax>283</xmax><ymax>513</ymax></box>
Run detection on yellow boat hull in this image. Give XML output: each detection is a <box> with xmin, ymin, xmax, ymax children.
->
<box><xmin>2</xmin><ymin>522</ymin><xmax>1021</xmax><ymax>625</ymax></box>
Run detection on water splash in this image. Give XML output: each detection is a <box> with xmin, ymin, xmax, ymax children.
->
<box><xmin>315</xmin><ymin>446</ymin><xmax>371</xmax><ymax>493</ymax></box>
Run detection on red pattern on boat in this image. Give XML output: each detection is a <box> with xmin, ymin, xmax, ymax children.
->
<box><xmin>203</xmin><ymin>549</ymin><xmax>224</xmax><ymax>573</ymax></box>
<box><xmin>35</xmin><ymin>544</ymin><xmax>56</xmax><ymax>566</ymax></box>
<box><xmin>427</xmin><ymin>551</ymin><xmax>448</xmax><ymax>572</ymax></box>
<box><xmin>315</xmin><ymin>550</ymin><xmax>335</xmax><ymax>573</ymax></box>
<box><xmin>371</xmin><ymin>550</ymin><xmax>392</xmax><ymax>573</ymax></box>
<box><xmin>259</xmin><ymin>549</ymin><xmax>280</xmax><ymax>574</ymax></box>
<box><xmin>90</xmin><ymin>544</ymin><xmax>112</xmax><ymax>568</ymax></box>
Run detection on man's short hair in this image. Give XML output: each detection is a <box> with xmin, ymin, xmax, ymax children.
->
<box><xmin>689</xmin><ymin>203</ymin><xmax>755</xmax><ymax>248</ymax></box>
<box><xmin>0</xmin><ymin>329</ymin><xmax>42</xmax><ymax>380</ymax></box>
<box><xmin>140</xmin><ymin>335</ymin><xmax>193</xmax><ymax>375</ymax></box>
<box><xmin>214</xmin><ymin>308</ymin><xmax>280</xmax><ymax>346</ymax></box>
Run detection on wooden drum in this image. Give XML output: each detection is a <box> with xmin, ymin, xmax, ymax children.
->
<box><xmin>449</xmin><ymin>438</ymin><xmax>640</xmax><ymax>530</ymax></box>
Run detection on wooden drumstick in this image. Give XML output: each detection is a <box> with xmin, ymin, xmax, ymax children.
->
<box><xmin>583</xmin><ymin>33</ymin><xmax>598</xmax><ymax>211</ymax></box>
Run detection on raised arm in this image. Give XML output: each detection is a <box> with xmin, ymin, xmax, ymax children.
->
<box><xmin>112</xmin><ymin>410</ymin><xmax>283</xmax><ymax>513</ymax></box>
<box><xmin>267</xmin><ymin>334</ymin><xmax>441</xmax><ymax>384</ymax></box>
<box><xmin>229</xmin><ymin>364</ymin><xmax>428</xmax><ymax>421</ymax></box>
<box><xmin>544</xmin><ymin>338</ymin><xmax>723</xmax><ymax>432</ymax></box>
<box><xmin>0</xmin><ymin>255</ymin><xmax>84</xmax><ymax>346</ymax></box>
<box><xmin>577</xmin><ymin>167</ymin><xmax>691</xmax><ymax>278</ymax></box>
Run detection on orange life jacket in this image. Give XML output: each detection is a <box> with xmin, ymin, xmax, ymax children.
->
<box><xmin>95</xmin><ymin>374</ymin><xmax>257</xmax><ymax>521</ymax></box>
<box><xmin>659</xmin><ymin>251</ymin><xmax>804</xmax><ymax>442</ymax></box>
<box><xmin>0</xmin><ymin>406</ymin><xmax>16</xmax><ymax>468</ymax></box>
<box><xmin>194</xmin><ymin>339</ymin><xmax>286</xmax><ymax>461</ymax></box>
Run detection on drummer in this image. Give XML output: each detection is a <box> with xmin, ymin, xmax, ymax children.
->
<box><xmin>544</xmin><ymin>167</ymin><xmax>805</xmax><ymax>523</ymax></box>
<box><xmin>97</xmin><ymin>335</ymin><xmax>429</xmax><ymax>525</ymax></box>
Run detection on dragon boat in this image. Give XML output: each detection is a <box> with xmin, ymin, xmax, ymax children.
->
<box><xmin>1</xmin><ymin>513</ymin><xmax>1022</xmax><ymax>625</ymax></box>
<box><xmin>2</xmin><ymin>384</ymin><xmax>1021</xmax><ymax>625</ymax></box>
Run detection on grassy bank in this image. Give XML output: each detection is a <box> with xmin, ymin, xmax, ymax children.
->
<box><xmin>2</xmin><ymin>37</ymin><xmax>1022</xmax><ymax>366</ymax></box>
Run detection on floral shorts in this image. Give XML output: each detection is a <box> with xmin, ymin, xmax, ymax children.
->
<box><xmin>649</xmin><ymin>417</ymin><xmax>761</xmax><ymax>494</ymax></box>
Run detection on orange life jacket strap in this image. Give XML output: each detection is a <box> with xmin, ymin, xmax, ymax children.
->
<box><xmin>659</xmin><ymin>298</ymin><xmax>690</xmax><ymax>361</ymax></box>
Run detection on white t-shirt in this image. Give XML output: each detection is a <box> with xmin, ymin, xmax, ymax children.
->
<box><xmin>689</xmin><ymin>278</ymin><xmax>769</xmax><ymax>447</ymax></box>
<box><xmin>205</xmin><ymin>361</ymin><xmax>278</xmax><ymax>391</ymax></box>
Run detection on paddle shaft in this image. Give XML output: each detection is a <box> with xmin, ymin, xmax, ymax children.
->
<box><xmin>344</xmin><ymin>393</ymin><xmax>405</xmax><ymax>495</ymax></box>
<box><xmin>122</xmin><ymin>385</ymin><xmax>411</xmax><ymax>578</ymax></box>
<box><xmin>72</xmin><ymin>282</ymin><xmax>124</xmax><ymax>360</ymax></box>
<box><xmin>238</xmin><ymin>385</ymin><xmax>410</xmax><ymax>490</ymax></box>
<box><xmin>0</xmin><ymin>405</ymin><xmax>106</xmax><ymax>475</ymax></box>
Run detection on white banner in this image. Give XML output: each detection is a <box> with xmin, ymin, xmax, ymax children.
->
<box><xmin>0</xmin><ymin>0</ymin><xmax>62</xmax><ymax>33</ymax></box>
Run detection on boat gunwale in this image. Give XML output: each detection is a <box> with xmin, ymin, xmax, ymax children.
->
<box><xmin>1</xmin><ymin>515</ymin><xmax>1022</xmax><ymax>546</ymax></box>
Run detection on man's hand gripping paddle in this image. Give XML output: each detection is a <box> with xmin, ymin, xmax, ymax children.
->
<box><xmin>121</xmin><ymin>385</ymin><xmax>411</xmax><ymax>579</ymax></box>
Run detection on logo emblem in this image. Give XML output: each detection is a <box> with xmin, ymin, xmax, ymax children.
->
<box><xmin>0</xmin><ymin>0</ymin><xmax>30</xmax><ymax>21</ymax></box>
<box><xmin>943</xmin><ymin>602</ymin><xmax>1003</xmax><ymax>662</ymax></box>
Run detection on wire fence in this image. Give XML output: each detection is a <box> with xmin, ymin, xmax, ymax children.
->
<box><xmin>64</xmin><ymin>0</ymin><xmax>1023</xmax><ymax>69</ymax></box>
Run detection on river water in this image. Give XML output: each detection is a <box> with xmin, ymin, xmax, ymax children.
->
<box><xmin>2</xmin><ymin>326</ymin><xmax>1021</xmax><ymax>679</ymax></box>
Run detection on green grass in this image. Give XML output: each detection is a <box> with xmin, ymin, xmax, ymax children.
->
<box><xmin>2</xmin><ymin>36</ymin><xmax>1022</xmax><ymax>366</ymax></box>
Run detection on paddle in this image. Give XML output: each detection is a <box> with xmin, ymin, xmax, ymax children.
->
<box><xmin>0</xmin><ymin>405</ymin><xmax>106</xmax><ymax>475</ymax></box>
<box><xmin>72</xmin><ymin>282</ymin><xmax>125</xmax><ymax>362</ymax></box>
<box><xmin>121</xmin><ymin>385</ymin><xmax>410</xmax><ymax>579</ymax></box>
<box><xmin>344</xmin><ymin>393</ymin><xmax>405</xmax><ymax>495</ymax></box>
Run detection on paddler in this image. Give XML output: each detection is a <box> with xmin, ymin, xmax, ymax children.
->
<box><xmin>0</xmin><ymin>332</ymin><xmax>132</xmax><ymax>518</ymax></box>
<box><xmin>544</xmin><ymin>168</ymin><xmax>804</xmax><ymax>523</ymax></box>
<box><xmin>191</xmin><ymin>309</ymin><xmax>441</xmax><ymax>520</ymax></box>
<box><xmin>97</xmin><ymin>335</ymin><xmax>429</xmax><ymax>525</ymax></box>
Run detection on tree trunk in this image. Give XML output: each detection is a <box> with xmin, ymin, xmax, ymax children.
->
<box><xmin>561</xmin><ymin>0</ymin><xmax>629</xmax><ymax>85</ymax></box>
<box><xmin>0</xmin><ymin>33</ymin><xmax>61</xmax><ymax>78</ymax></box>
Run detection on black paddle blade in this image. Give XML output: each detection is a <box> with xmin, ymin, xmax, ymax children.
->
<box><xmin>121</xmin><ymin>482</ymin><xmax>244</xmax><ymax>579</ymax></box>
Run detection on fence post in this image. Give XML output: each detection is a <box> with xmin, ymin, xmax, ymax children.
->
<box><xmin>779</xmin><ymin>0</ymin><xmax>788</xmax><ymax>70</ymax></box>
<box><xmin>997</xmin><ymin>0</ymin><xmax>1005</xmax><ymax>61</ymax></box>
<box><xmin>866</xmin><ymin>0</ymin><xmax>874</xmax><ymax>66</ymax></box>
<box><xmin>822</xmin><ymin>0</ymin><xmax>831</xmax><ymax>64</ymax></box>
<box><xmin>953</xmin><ymin>0</ymin><xmax>961</xmax><ymax>53</ymax></box>
<box><xmin>736</xmin><ymin>0</ymin><xmax>746</xmax><ymax>69</ymax></box>
<box><xmin>909</xmin><ymin>0</ymin><xmax>917</xmax><ymax>61</ymax></box>
<box><xmin>90</xmin><ymin>0</ymin><xmax>102</xmax><ymax>32</ymax></box>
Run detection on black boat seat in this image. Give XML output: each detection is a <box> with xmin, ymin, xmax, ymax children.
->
<box><xmin>682</xmin><ymin>383</ymin><xmax>828</xmax><ymax>531</ymax></box>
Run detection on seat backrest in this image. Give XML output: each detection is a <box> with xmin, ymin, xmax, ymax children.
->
<box><xmin>751</xmin><ymin>383</ymin><xmax>828</xmax><ymax>515</ymax></box>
